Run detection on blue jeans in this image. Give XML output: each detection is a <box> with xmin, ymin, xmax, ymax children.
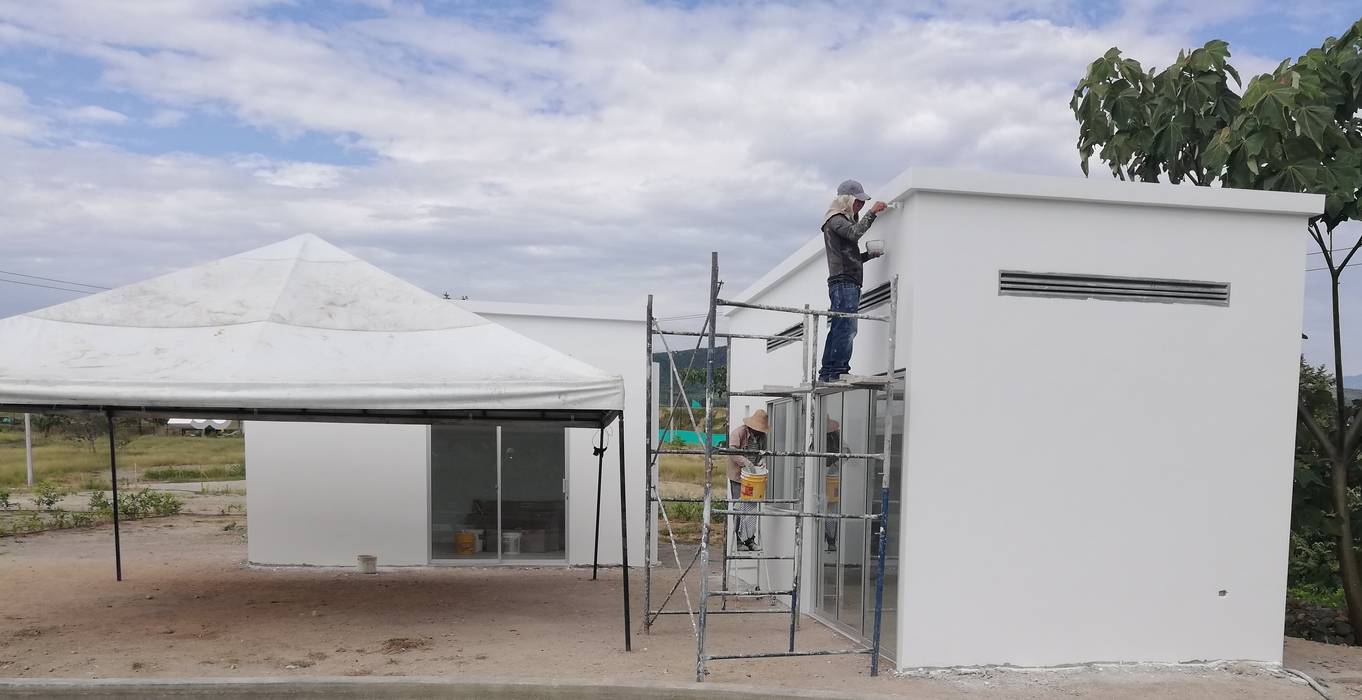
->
<box><xmin>818</xmin><ymin>282</ymin><xmax>860</xmax><ymax>381</ymax></box>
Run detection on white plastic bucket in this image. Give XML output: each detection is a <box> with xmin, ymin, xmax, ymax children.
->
<box><xmin>357</xmin><ymin>554</ymin><xmax>377</xmax><ymax>574</ymax></box>
<box><xmin>501</xmin><ymin>531</ymin><xmax>522</xmax><ymax>555</ymax></box>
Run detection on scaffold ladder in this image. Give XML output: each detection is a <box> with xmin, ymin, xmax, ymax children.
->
<box><xmin>642</xmin><ymin>252</ymin><xmax>899</xmax><ymax>682</ymax></box>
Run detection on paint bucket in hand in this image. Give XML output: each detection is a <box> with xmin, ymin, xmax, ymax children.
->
<box><xmin>825</xmin><ymin>474</ymin><xmax>841</xmax><ymax>505</ymax></box>
<box><xmin>740</xmin><ymin>471</ymin><xmax>767</xmax><ymax>501</ymax></box>
<box><xmin>866</xmin><ymin>239</ymin><xmax>885</xmax><ymax>256</ymax></box>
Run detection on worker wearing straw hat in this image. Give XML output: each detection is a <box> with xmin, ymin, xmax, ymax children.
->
<box><xmin>728</xmin><ymin>409</ymin><xmax>769</xmax><ymax>550</ymax></box>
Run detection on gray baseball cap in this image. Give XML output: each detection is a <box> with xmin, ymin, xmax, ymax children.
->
<box><xmin>837</xmin><ymin>179</ymin><xmax>871</xmax><ymax>201</ymax></box>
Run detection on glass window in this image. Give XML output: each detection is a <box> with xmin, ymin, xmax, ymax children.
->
<box><xmin>430</xmin><ymin>423</ymin><xmax>567</xmax><ymax>562</ymax></box>
<box><xmin>431</xmin><ymin>424</ymin><xmax>499</xmax><ymax>561</ymax></box>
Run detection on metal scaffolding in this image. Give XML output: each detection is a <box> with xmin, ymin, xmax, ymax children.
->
<box><xmin>643</xmin><ymin>251</ymin><xmax>899</xmax><ymax>681</ymax></box>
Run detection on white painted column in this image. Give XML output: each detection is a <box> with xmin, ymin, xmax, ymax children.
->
<box><xmin>23</xmin><ymin>413</ymin><xmax>34</xmax><ymax>486</ymax></box>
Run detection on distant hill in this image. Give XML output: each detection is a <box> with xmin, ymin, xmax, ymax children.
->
<box><xmin>1346</xmin><ymin>374</ymin><xmax>1362</xmax><ymax>390</ymax></box>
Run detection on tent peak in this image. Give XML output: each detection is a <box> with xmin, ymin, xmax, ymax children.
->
<box><xmin>241</xmin><ymin>233</ymin><xmax>359</xmax><ymax>264</ymax></box>
<box><xmin>22</xmin><ymin>234</ymin><xmax>489</xmax><ymax>333</ymax></box>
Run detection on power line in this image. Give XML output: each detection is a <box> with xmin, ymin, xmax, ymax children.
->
<box><xmin>0</xmin><ymin>276</ymin><xmax>98</xmax><ymax>294</ymax></box>
<box><xmin>0</xmin><ymin>268</ymin><xmax>110</xmax><ymax>290</ymax></box>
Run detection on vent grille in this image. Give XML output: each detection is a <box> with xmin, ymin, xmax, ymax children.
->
<box><xmin>999</xmin><ymin>271</ymin><xmax>1230</xmax><ymax>306</ymax></box>
<box><xmin>766</xmin><ymin>323</ymin><xmax>803</xmax><ymax>352</ymax></box>
<box><xmin>765</xmin><ymin>281</ymin><xmax>894</xmax><ymax>352</ymax></box>
<box><xmin>858</xmin><ymin>281</ymin><xmax>892</xmax><ymax>310</ymax></box>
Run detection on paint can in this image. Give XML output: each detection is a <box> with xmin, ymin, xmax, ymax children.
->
<box><xmin>825</xmin><ymin>474</ymin><xmax>841</xmax><ymax>505</ymax></box>
<box><xmin>454</xmin><ymin>530</ymin><xmax>478</xmax><ymax>556</ymax></box>
<box><xmin>357</xmin><ymin>554</ymin><xmax>377</xmax><ymax>574</ymax></box>
<box><xmin>865</xmin><ymin>239</ymin><xmax>885</xmax><ymax>255</ymax></box>
<box><xmin>740</xmin><ymin>471</ymin><xmax>767</xmax><ymax>501</ymax></box>
<box><xmin>501</xmin><ymin>531</ymin><xmax>522</xmax><ymax>555</ymax></box>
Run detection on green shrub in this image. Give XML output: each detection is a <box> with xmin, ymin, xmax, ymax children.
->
<box><xmin>1289</xmin><ymin>584</ymin><xmax>1347</xmax><ymax>609</ymax></box>
<box><xmin>69</xmin><ymin>512</ymin><xmax>94</xmax><ymax>528</ymax></box>
<box><xmin>0</xmin><ymin>488</ymin><xmax>10</xmax><ymax>510</ymax></box>
<box><xmin>149</xmin><ymin>490</ymin><xmax>183</xmax><ymax>516</ymax></box>
<box><xmin>12</xmin><ymin>511</ymin><xmax>42</xmax><ymax>534</ymax></box>
<box><xmin>117</xmin><ymin>489</ymin><xmax>183</xmax><ymax>519</ymax></box>
<box><xmin>143</xmin><ymin>464</ymin><xmax>245</xmax><ymax>482</ymax></box>
<box><xmin>664</xmin><ymin>499</ymin><xmax>729</xmax><ymax>524</ymax></box>
<box><xmin>667</xmin><ymin>500</ymin><xmax>703</xmax><ymax>522</ymax></box>
<box><xmin>30</xmin><ymin>480</ymin><xmax>61</xmax><ymax>511</ymax></box>
<box><xmin>88</xmin><ymin>490</ymin><xmax>111</xmax><ymax>513</ymax></box>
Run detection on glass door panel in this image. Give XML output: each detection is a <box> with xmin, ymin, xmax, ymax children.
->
<box><xmin>838</xmin><ymin>390</ymin><xmax>871</xmax><ymax>631</ymax></box>
<box><xmin>817</xmin><ymin>393</ymin><xmax>844</xmax><ymax>618</ymax></box>
<box><xmin>431</xmin><ymin>424</ymin><xmax>499</xmax><ymax>561</ymax></box>
<box><xmin>866</xmin><ymin>381</ymin><xmax>904</xmax><ymax>657</ymax></box>
<box><xmin>499</xmin><ymin>423</ymin><xmax>567</xmax><ymax>560</ymax></box>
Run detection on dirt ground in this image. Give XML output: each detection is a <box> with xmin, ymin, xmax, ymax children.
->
<box><xmin>0</xmin><ymin>517</ymin><xmax>1358</xmax><ymax>699</ymax></box>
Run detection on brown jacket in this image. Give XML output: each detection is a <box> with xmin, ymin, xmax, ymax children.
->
<box><xmin>727</xmin><ymin>424</ymin><xmax>765</xmax><ymax>483</ymax></box>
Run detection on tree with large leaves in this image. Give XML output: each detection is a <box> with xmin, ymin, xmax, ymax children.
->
<box><xmin>1071</xmin><ymin>18</ymin><xmax>1362</xmax><ymax>640</ymax></box>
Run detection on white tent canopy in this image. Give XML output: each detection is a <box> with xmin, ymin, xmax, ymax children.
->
<box><xmin>0</xmin><ymin>234</ymin><xmax>624</xmax><ymax>417</ymax></box>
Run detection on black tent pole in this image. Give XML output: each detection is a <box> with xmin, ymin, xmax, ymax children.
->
<box><xmin>106</xmin><ymin>411</ymin><xmax>122</xmax><ymax>582</ymax></box>
<box><xmin>592</xmin><ymin>420</ymin><xmax>606</xmax><ymax>580</ymax></box>
<box><xmin>617</xmin><ymin>411</ymin><xmax>631</xmax><ymax>651</ymax></box>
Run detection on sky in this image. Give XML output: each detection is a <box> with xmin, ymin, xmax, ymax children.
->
<box><xmin>0</xmin><ymin>0</ymin><xmax>1360</xmax><ymax>369</ymax></box>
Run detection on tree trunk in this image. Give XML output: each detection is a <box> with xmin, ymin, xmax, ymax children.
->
<box><xmin>1333</xmin><ymin>451</ymin><xmax>1362</xmax><ymax>638</ymax></box>
<box><xmin>1328</xmin><ymin>258</ymin><xmax>1362</xmax><ymax>641</ymax></box>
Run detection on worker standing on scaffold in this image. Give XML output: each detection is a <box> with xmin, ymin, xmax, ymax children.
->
<box><xmin>818</xmin><ymin>180</ymin><xmax>887</xmax><ymax>383</ymax></box>
<box><xmin>728</xmin><ymin>409</ymin><xmax>768</xmax><ymax>550</ymax></box>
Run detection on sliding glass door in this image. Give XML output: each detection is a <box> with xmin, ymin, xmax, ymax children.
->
<box><xmin>499</xmin><ymin>424</ymin><xmax>567</xmax><ymax>561</ymax></box>
<box><xmin>813</xmin><ymin>384</ymin><xmax>902</xmax><ymax>658</ymax></box>
<box><xmin>430</xmin><ymin>423</ymin><xmax>567</xmax><ymax>563</ymax></box>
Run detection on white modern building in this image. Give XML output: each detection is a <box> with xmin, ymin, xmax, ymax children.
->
<box><xmin>720</xmin><ymin>168</ymin><xmax>1320</xmax><ymax>670</ymax></box>
<box><xmin>247</xmin><ymin>300</ymin><xmax>654</xmax><ymax>568</ymax></box>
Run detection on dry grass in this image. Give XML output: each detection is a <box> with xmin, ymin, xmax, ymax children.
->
<box><xmin>0</xmin><ymin>430</ymin><xmax>244</xmax><ymax>487</ymax></box>
<box><xmin>658</xmin><ymin>454</ymin><xmax>707</xmax><ymax>484</ymax></box>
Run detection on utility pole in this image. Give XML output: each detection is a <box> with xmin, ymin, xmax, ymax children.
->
<box><xmin>24</xmin><ymin>413</ymin><xmax>34</xmax><ymax>486</ymax></box>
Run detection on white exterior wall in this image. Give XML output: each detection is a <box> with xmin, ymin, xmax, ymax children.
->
<box><xmin>725</xmin><ymin>169</ymin><xmax>1317</xmax><ymax>670</ymax></box>
<box><xmin>246</xmin><ymin>303</ymin><xmax>652</xmax><ymax>568</ymax></box>
<box><xmin>246</xmin><ymin>422</ymin><xmax>430</xmax><ymax>566</ymax></box>
<box><xmin>459</xmin><ymin>304</ymin><xmax>653</xmax><ymax>567</ymax></box>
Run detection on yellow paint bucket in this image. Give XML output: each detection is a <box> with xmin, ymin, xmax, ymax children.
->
<box><xmin>740</xmin><ymin>472</ymin><xmax>767</xmax><ymax>501</ymax></box>
<box><xmin>454</xmin><ymin>530</ymin><xmax>478</xmax><ymax>556</ymax></box>
<box><xmin>825</xmin><ymin>474</ymin><xmax>841</xmax><ymax>504</ymax></box>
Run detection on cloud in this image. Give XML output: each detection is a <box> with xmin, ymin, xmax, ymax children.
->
<box><xmin>147</xmin><ymin>108</ymin><xmax>186</xmax><ymax>127</ymax></box>
<box><xmin>248</xmin><ymin>160</ymin><xmax>346</xmax><ymax>189</ymax></box>
<box><xmin>0</xmin><ymin>81</ymin><xmax>44</xmax><ymax>139</ymax></box>
<box><xmin>57</xmin><ymin>104</ymin><xmax>127</xmax><ymax>124</ymax></box>
<box><xmin>0</xmin><ymin>0</ymin><xmax>1351</xmax><ymax>362</ymax></box>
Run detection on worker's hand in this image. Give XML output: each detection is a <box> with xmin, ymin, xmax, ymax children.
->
<box><xmin>865</xmin><ymin>248</ymin><xmax>885</xmax><ymax>259</ymax></box>
<box><xmin>870</xmin><ymin>201</ymin><xmax>887</xmax><ymax>214</ymax></box>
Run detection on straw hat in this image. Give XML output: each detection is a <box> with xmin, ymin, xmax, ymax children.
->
<box><xmin>825</xmin><ymin>417</ymin><xmax>841</xmax><ymax>432</ymax></box>
<box><xmin>742</xmin><ymin>409</ymin><xmax>770</xmax><ymax>433</ymax></box>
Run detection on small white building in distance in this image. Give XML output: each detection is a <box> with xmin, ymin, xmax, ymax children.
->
<box><xmin>719</xmin><ymin>168</ymin><xmax>1320</xmax><ymax>670</ymax></box>
<box><xmin>246</xmin><ymin>301</ymin><xmax>653</xmax><ymax>569</ymax></box>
